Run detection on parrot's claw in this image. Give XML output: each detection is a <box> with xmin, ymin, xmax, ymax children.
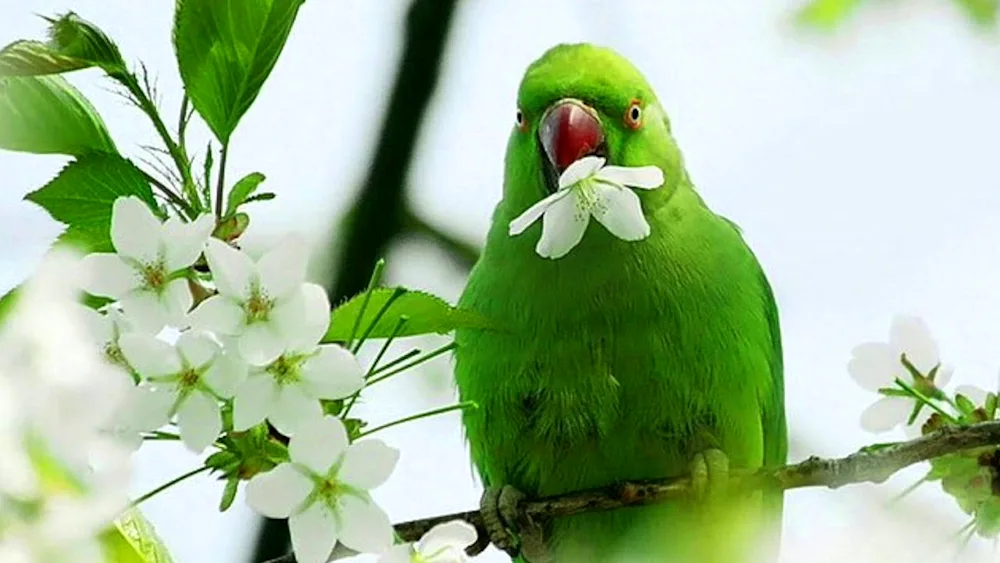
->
<box><xmin>480</xmin><ymin>485</ymin><xmax>524</xmax><ymax>557</ymax></box>
<box><xmin>479</xmin><ymin>485</ymin><xmax>552</xmax><ymax>561</ymax></box>
<box><xmin>689</xmin><ymin>448</ymin><xmax>731</xmax><ymax>502</ymax></box>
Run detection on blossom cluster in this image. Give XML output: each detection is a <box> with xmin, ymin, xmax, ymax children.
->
<box><xmin>0</xmin><ymin>249</ymin><xmax>132</xmax><ymax>561</ymax></box>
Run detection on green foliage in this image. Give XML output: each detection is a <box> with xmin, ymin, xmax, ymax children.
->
<box><xmin>0</xmin><ymin>12</ymin><xmax>126</xmax><ymax>77</ymax></box>
<box><xmin>0</xmin><ymin>74</ymin><xmax>115</xmax><ymax>155</ymax></box>
<box><xmin>206</xmin><ymin>424</ymin><xmax>285</xmax><ymax>511</ymax></box>
<box><xmin>225</xmin><ymin>171</ymin><xmax>266</xmax><ymax>216</ymax></box>
<box><xmin>172</xmin><ymin>0</ymin><xmax>305</xmax><ymax>143</ymax></box>
<box><xmin>0</xmin><ymin>286</ymin><xmax>19</xmax><ymax>324</ymax></box>
<box><xmin>955</xmin><ymin>0</ymin><xmax>999</xmax><ymax>26</ymax></box>
<box><xmin>25</xmin><ymin>153</ymin><xmax>157</xmax><ymax>253</ymax></box>
<box><xmin>100</xmin><ymin>508</ymin><xmax>175</xmax><ymax>562</ymax></box>
<box><xmin>323</xmin><ymin>288</ymin><xmax>496</xmax><ymax>343</ymax></box>
<box><xmin>795</xmin><ymin>0</ymin><xmax>863</xmax><ymax>29</ymax></box>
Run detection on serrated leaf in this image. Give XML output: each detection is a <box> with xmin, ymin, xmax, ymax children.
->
<box><xmin>322</xmin><ymin>288</ymin><xmax>496</xmax><ymax>343</ymax></box>
<box><xmin>0</xmin><ymin>12</ymin><xmax>126</xmax><ymax>77</ymax></box>
<box><xmin>172</xmin><ymin>0</ymin><xmax>305</xmax><ymax>143</ymax></box>
<box><xmin>794</xmin><ymin>0</ymin><xmax>863</xmax><ymax>29</ymax></box>
<box><xmin>25</xmin><ymin>153</ymin><xmax>156</xmax><ymax>253</ymax></box>
<box><xmin>100</xmin><ymin>507</ymin><xmax>175</xmax><ymax>562</ymax></box>
<box><xmin>0</xmin><ymin>74</ymin><xmax>115</xmax><ymax>155</ymax></box>
<box><xmin>225</xmin><ymin>171</ymin><xmax>265</xmax><ymax>216</ymax></box>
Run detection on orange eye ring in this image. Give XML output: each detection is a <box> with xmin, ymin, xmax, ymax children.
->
<box><xmin>625</xmin><ymin>100</ymin><xmax>643</xmax><ymax>130</ymax></box>
<box><xmin>516</xmin><ymin>108</ymin><xmax>529</xmax><ymax>132</ymax></box>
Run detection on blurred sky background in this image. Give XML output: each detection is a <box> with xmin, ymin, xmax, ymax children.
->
<box><xmin>3</xmin><ymin>0</ymin><xmax>1000</xmax><ymax>561</ymax></box>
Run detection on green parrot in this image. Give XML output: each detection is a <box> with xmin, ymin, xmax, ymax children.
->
<box><xmin>454</xmin><ymin>43</ymin><xmax>786</xmax><ymax>563</ymax></box>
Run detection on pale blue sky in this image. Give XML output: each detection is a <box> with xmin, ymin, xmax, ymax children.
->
<box><xmin>2</xmin><ymin>1</ymin><xmax>1000</xmax><ymax>561</ymax></box>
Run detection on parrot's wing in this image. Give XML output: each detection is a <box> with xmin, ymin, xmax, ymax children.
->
<box><xmin>758</xmin><ymin>263</ymin><xmax>787</xmax><ymax>558</ymax></box>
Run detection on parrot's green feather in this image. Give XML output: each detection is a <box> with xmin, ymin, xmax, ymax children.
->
<box><xmin>455</xmin><ymin>44</ymin><xmax>786</xmax><ymax>562</ymax></box>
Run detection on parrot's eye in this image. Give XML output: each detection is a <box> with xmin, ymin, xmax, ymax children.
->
<box><xmin>625</xmin><ymin>100</ymin><xmax>643</xmax><ymax>129</ymax></box>
<box><xmin>515</xmin><ymin>108</ymin><xmax>528</xmax><ymax>132</ymax></box>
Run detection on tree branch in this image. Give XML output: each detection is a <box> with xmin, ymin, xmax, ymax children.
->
<box><xmin>262</xmin><ymin>420</ymin><xmax>1000</xmax><ymax>563</ymax></box>
<box><xmin>401</xmin><ymin>207</ymin><xmax>480</xmax><ymax>270</ymax></box>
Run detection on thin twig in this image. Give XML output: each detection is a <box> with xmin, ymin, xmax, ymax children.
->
<box><xmin>261</xmin><ymin>420</ymin><xmax>1000</xmax><ymax>563</ymax></box>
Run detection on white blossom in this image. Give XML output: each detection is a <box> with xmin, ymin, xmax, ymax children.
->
<box><xmin>848</xmin><ymin>315</ymin><xmax>951</xmax><ymax>434</ymax></box>
<box><xmin>119</xmin><ymin>331</ymin><xmax>247</xmax><ymax>452</ymax></box>
<box><xmin>246</xmin><ymin>416</ymin><xmax>398</xmax><ymax>563</ymax></box>
<box><xmin>81</xmin><ymin>196</ymin><xmax>214</xmax><ymax>333</ymax></box>
<box><xmin>232</xmin><ymin>284</ymin><xmax>364</xmax><ymax>435</ymax></box>
<box><xmin>508</xmin><ymin>156</ymin><xmax>664</xmax><ymax>259</ymax></box>
<box><xmin>191</xmin><ymin>235</ymin><xmax>317</xmax><ymax>366</ymax></box>
<box><xmin>379</xmin><ymin>520</ymin><xmax>479</xmax><ymax>563</ymax></box>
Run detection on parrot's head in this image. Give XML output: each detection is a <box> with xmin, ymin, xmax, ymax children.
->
<box><xmin>504</xmin><ymin>43</ymin><xmax>684</xmax><ymax>208</ymax></box>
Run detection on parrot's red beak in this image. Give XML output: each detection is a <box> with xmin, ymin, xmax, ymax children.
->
<box><xmin>539</xmin><ymin>99</ymin><xmax>606</xmax><ymax>182</ymax></box>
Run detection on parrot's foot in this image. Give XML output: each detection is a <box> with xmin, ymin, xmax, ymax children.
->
<box><xmin>479</xmin><ymin>485</ymin><xmax>550</xmax><ymax>561</ymax></box>
<box><xmin>480</xmin><ymin>485</ymin><xmax>524</xmax><ymax>557</ymax></box>
<box><xmin>689</xmin><ymin>448</ymin><xmax>731</xmax><ymax>501</ymax></box>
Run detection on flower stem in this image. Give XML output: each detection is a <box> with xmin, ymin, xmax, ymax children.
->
<box><xmin>347</xmin><ymin>260</ymin><xmax>386</xmax><ymax>350</ymax></box>
<box><xmin>366</xmin><ymin>348</ymin><xmax>422</xmax><ymax>379</ymax></box>
<box><xmin>365</xmin><ymin>342</ymin><xmax>457</xmax><ymax>388</ymax></box>
<box><xmin>356</xmin><ymin>401</ymin><xmax>477</xmax><ymax>438</ymax></box>
<box><xmin>215</xmin><ymin>143</ymin><xmax>229</xmax><ymax>218</ymax></box>
<box><xmin>886</xmin><ymin>475</ymin><xmax>926</xmax><ymax>506</ymax></box>
<box><xmin>341</xmin><ymin>317</ymin><xmax>410</xmax><ymax>419</ymax></box>
<box><xmin>351</xmin><ymin>287</ymin><xmax>406</xmax><ymax>354</ymax></box>
<box><xmin>894</xmin><ymin>377</ymin><xmax>958</xmax><ymax>424</ymax></box>
<box><xmin>130</xmin><ymin>465</ymin><xmax>211</xmax><ymax>508</ymax></box>
<box><xmin>142</xmin><ymin>431</ymin><xmax>181</xmax><ymax>441</ymax></box>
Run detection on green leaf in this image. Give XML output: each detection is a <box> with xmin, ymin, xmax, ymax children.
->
<box><xmin>100</xmin><ymin>507</ymin><xmax>175</xmax><ymax>562</ymax></box>
<box><xmin>0</xmin><ymin>74</ymin><xmax>115</xmax><ymax>155</ymax></box>
<box><xmin>25</xmin><ymin>153</ymin><xmax>156</xmax><ymax>253</ymax></box>
<box><xmin>219</xmin><ymin>477</ymin><xmax>239</xmax><ymax>511</ymax></box>
<box><xmin>322</xmin><ymin>288</ymin><xmax>496</xmax><ymax>343</ymax></box>
<box><xmin>0</xmin><ymin>12</ymin><xmax>127</xmax><ymax>77</ymax></box>
<box><xmin>172</xmin><ymin>0</ymin><xmax>305</xmax><ymax>143</ymax></box>
<box><xmin>795</xmin><ymin>0</ymin><xmax>863</xmax><ymax>29</ymax></box>
<box><xmin>225</xmin><ymin>171</ymin><xmax>265</xmax><ymax>216</ymax></box>
<box><xmin>954</xmin><ymin>0</ymin><xmax>999</xmax><ymax>26</ymax></box>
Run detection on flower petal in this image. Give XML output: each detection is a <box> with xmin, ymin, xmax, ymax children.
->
<box><xmin>338</xmin><ymin>440</ymin><xmax>399</xmax><ymax>490</ymax></box>
<box><xmin>78</xmin><ymin>305</ymin><xmax>113</xmax><ymax>345</ymax></box>
<box><xmin>246</xmin><ymin>463</ymin><xmax>313</xmax><ymax>519</ymax></box>
<box><xmin>162</xmin><ymin>213</ymin><xmax>214</xmax><ymax>271</ymax></box>
<box><xmin>289</xmin><ymin>503</ymin><xmax>339</xmax><ymax>563</ymax></box>
<box><xmin>119</xmin><ymin>291</ymin><xmax>169</xmax><ymax>334</ymax></box>
<box><xmin>177</xmin><ymin>391</ymin><xmax>221</xmax><ymax>452</ymax></box>
<box><xmin>259</xmin><ymin>235</ymin><xmax>310</xmax><ymax>301</ymax></box>
<box><xmin>558</xmin><ymin>156</ymin><xmax>604</xmax><ymax>189</ymax></box>
<box><xmin>590</xmin><ymin>183</ymin><xmax>650</xmax><ymax>242</ymax></box>
<box><xmin>299</xmin><ymin>346</ymin><xmax>364</xmax><ymax>399</ymax></box>
<box><xmin>289</xmin><ymin>416</ymin><xmax>348</xmax><ymax>473</ymax></box>
<box><xmin>418</xmin><ymin>520</ymin><xmax>479</xmax><ymax>555</ymax></box>
<box><xmin>860</xmin><ymin>396</ymin><xmax>912</xmax><ymax>433</ymax></box>
<box><xmin>239</xmin><ymin>322</ymin><xmax>286</xmax><ymax>366</ymax></box>
<box><xmin>189</xmin><ymin>295</ymin><xmax>244</xmax><ymax>336</ymax></box>
<box><xmin>337</xmin><ymin>495</ymin><xmax>394</xmax><ymax>553</ymax></box>
<box><xmin>119</xmin><ymin>333</ymin><xmax>181</xmax><ymax>378</ymax></box>
<box><xmin>377</xmin><ymin>545</ymin><xmax>415</xmax><ymax>563</ymax></box>
<box><xmin>889</xmin><ymin>315</ymin><xmax>939</xmax><ymax>375</ymax></box>
<box><xmin>81</xmin><ymin>254</ymin><xmax>139</xmax><ymax>298</ymax></box>
<box><xmin>203</xmin><ymin>352</ymin><xmax>248</xmax><ymax>397</ymax></box>
<box><xmin>847</xmin><ymin>342</ymin><xmax>898</xmax><ymax>391</ymax></box>
<box><xmin>176</xmin><ymin>331</ymin><xmax>219</xmax><ymax>369</ymax></box>
<box><xmin>123</xmin><ymin>385</ymin><xmax>174</xmax><ymax>432</ymax></box>
<box><xmin>204</xmin><ymin>238</ymin><xmax>254</xmax><ymax>299</ymax></box>
<box><xmin>508</xmin><ymin>190</ymin><xmax>572</xmax><ymax>236</ymax></box>
<box><xmin>535</xmin><ymin>192</ymin><xmax>589</xmax><ymax>259</ymax></box>
<box><xmin>163</xmin><ymin>279</ymin><xmax>194</xmax><ymax>326</ymax></box>
<box><xmin>233</xmin><ymin>373</ymin><xmax>279</xmax><ymax>431</ymax></box>
<box><xmin>596</xmin><ymin>165</ymin><xmax>664</xmax><ymax>189</ymax></box>
<box><xmin>111</xmin><ymin>197</ymin><xmax>161</xmax><ymax>262</ymax></box>
<box><xmin>269</xmin><ymin>385</ymin><xmax>322</xmax><ymax>436</ymax></box>
<box><xmin>283</xmin><ymin>284</ymin><xmax>330</xmax><ymax>353</ymax></box>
